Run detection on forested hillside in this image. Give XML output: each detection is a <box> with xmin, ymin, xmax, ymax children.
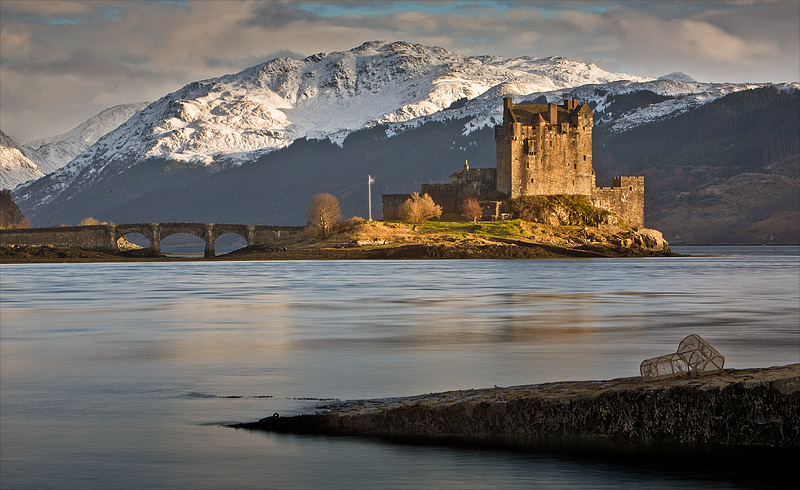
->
<box><xmin>593</xmin><ymin>87</ymin><xmax>799</xmax><ymax>243</ymax></box>
<box><xmin>594</xmin><ymin>87</ymin><xmax>798</xmax><ymax>177</ymax></box>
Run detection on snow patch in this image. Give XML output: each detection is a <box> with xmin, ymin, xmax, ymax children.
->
<box><xmin>14</xmin><ymin>40</ymin><xmax>794</xmax><ymax>215</ymax></box>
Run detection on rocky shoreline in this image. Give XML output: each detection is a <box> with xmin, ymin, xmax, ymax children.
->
<box><xmin>1</xmin><ymin>218</ymin><xmax>678</xmax><ymax>263</ymax></box>
<box><xmin>0</xmin><ymin>233</ymin><xmax>676</xmax><ymax>263</ymax></box>
<box><xmin>231</xmin><ymin>364</ymin><xmax>800</xmax><ymax>449</ymax></box>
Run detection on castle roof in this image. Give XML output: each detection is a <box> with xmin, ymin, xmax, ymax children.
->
<box><xmin>503</xmin><ymin>99</ymin><xmax>591</xmax><ymax>126</ymax></box>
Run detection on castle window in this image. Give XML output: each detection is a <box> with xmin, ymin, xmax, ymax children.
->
<box><xmin>629</xmin><ymin>186</ymin><xmax>633</xmax><ymax>191</ymax></box>
<box><xmin>583</xmin><ymin>155</ymin><xmax>587</xmax><ymax>161</ymax></box>
<box><xmin>531</xmin><ymin>178</ymin><xmax>534</xmax><ymax>183</ymax></box>
<box><xmin>573</xmin><ymin>164</ymin><xmax>577</xmax><ymax>169</ymax></box>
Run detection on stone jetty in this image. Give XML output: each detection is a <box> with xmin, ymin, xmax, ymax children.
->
<box><xmin>232</xmin><ymin>364</ymin><xmax>800</xmax><ymax>448</ymax></box>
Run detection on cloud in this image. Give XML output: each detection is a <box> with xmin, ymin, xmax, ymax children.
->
<box><xmin>0</xmin><ymin>0</ymin><xmax>93</xmax><ymax>18</ymax></box>
<box><xmin>244</xmin><ymin>1</ymin><xmax>321</xmax><ymax>28</ymax></box>
<box><xmin>676</xmin><ymin>19</ymin><xmax>773</xmax><ymax>62</ymax></box>
<box><xmin>203</xmin><ymin>50</ymin><xmax>306</xmax><ymax>70</ymax></box>
<box><xmin>0</xmin><ymin>0</ymin><xmax>797</xmax><ymax>141</ymax></box>
<box><xmin>545</xmin><ymin>5</ymin><xmax>787</xmax><ymax>80</ymax></box>
<box><xmin>0</xmin><ymin>26</ymin><xmax>34</xmax><ymax>59</ymax></box>
<box><xmin>10</xmin><ymin>48</ymin><xmax>159</xmax><ymax>79</ymax></box>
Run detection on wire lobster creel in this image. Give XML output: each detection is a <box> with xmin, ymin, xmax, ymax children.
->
<box><xmin>640</xmin><ymin>334</ymin><xmax>725</xmax><ymax>379</ymax></box>
<box><xmin>639</xmin><ymin>353</ymin><xmax>688</xmax><ymax>379</ymax></box>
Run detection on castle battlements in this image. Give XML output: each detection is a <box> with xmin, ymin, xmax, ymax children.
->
<box><xmin>592</xmin><ymin>176</ymin><xmax>645</xmax><ymax>229</ymax></box>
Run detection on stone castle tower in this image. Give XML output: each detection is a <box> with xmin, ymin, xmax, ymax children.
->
<box><xmin>384</xmin><ymin>97</ymin><xmax>645</xmax><ymax>229</ymax></box>
<box><xmin>495</xmin><ymin>97</ymin><xmax>595</xmax><ymax>197</ymax></box>
<box><xmin>494</xmin><ymin>97</ymin><xmax>644</xmax><ymax>228</ymax></box>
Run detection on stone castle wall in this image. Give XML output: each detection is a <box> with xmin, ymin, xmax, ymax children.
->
<box><xmin>381</xmin><ymin>194</ymin><xmax>412</xmax><ymax>220</ymax></box>
<box><xmin>449</xmin><ymin>168</ymin><xmax>496</xmax><ymax>185</ymax></box>
<box><xmin>496</xmin><ymin>99</ymin><xmax>594</xmax><ymax>198</ymax></box>
<box><xmin>421</xmin><ymin>178</ymin><xmax>496</xmax><ymax>216</ymax></box>
<box><xmin>591</xmin><ymin>176</ymin><xmax>645</xmax><ymax>229</ymax></box>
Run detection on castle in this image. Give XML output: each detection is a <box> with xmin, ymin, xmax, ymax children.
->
<box><xmin>383</xmin><ymin>97</ymin><xmax>644</xmax><ymax>228</ymax></box>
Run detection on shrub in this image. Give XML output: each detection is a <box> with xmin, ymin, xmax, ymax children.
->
<box><xmin>508</xmin><ymin>195</ymin><xmax>610</xmax><ymax>226</ymax></box>
<box><xmin>461</xmin><ymin>198</ymin><xmax>482</xmax><ymax>221</ymax></box>
<box><xmin>79</xmin><ymin>217</ymin><xmax>105</xmax><ymax>226</ymax></box>
<box><xmin>399</xmin><ymin>193</ymin><xmax>442</xmax><ymax>224</ymax></box>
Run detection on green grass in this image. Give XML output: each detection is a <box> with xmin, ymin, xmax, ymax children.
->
<box><xmin>422</xmin><ymin>219</ymin><xmax>528</xmax><ymax>238</ymax></box>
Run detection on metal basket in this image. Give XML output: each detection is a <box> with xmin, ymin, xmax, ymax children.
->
<box><xmin>640</xmin><ymin>334</ymin><xmax>725</xmax><ymax>379</ymax></box>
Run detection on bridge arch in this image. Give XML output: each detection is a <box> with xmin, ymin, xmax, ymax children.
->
<box><xmin>112</xmin><ymin>223</ymin><xmax>254</xmax><ymax>258</ymax></box>
<box><xmin>158</xmin><ymin>232</ymin><xmax>207</xmax><ymax>257</ymax></box>
<box><xmin>209</xmin><ymin>224</ymin><xmax>255</xmax><ymax>257</ymax></box>
<box><xmin>113</xmin><ymin>223</ymin><xmax>160</xmax><ymax>255</ymax></box>
<box><xmin>157</xmin><ymin>223</ymin><xmax>214</xmax><ymax>258</ymax></box>
<box><xmin>213</xmin><ymin>232</ymin><xmax>249</xmax><ymax>255</ymax></box>
<box><xmin>116</xmin><ymin>231</ymin><xmax>150</xmax><ymax>251</ymax></box>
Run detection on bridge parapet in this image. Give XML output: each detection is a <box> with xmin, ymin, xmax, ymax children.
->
<box><xmin>0</xmin><ymin>222</ymin><xmax>305</xmax><ymax>258</ymax></box>
<box><xmin>250</xmin><ymin>225</ymin><xmax>302</xmax><ymax>245</ymax></box>
<box><xmin>0</xmin><ymin>225</ymin><xmax>115</xmax><ymax>251</ymax></box>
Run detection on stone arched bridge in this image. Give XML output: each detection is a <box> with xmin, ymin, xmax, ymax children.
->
<box><xmin>0</xmin><ymin>222</ymin><xmax>304</xmax><ymax>258</ymax></box>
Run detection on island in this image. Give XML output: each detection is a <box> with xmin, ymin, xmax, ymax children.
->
<box><xmin>0</xmin><ymin>215</ymin><xmax>673</xmax><ymax>263</ymax></box>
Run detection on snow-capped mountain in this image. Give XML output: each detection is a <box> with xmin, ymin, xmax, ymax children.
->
<box><xmin>75</xmin><ymin>41</ymin><xmax>650</xmax><ymax>165</ymax></box>
<box><xmin>22</xmin><ymin>102</ymin><xmax>149</xmax><ymax>174</ymax></box>
<box><xmin>385</xmin><ymin>78</ymin><xmax>787</xmax><ymax>137</ymax></box>
<box><xmin>12</xmin><ymin>41</ymin><xmax>653</xmax><ymax>211</ymax></box>
<box><xmin>657</xmin><ymin>72</ymin><xmax>697</xmax><ymax>82</ymax></box>
<box><xmin>11</xmin><ymin>41</ymin><xmax>798</xmax><ymax>235</ymax></box>
<box><xmin>0</xmin><ymin>131</ymin><xmax>45</xmax><ymax>190</ymax></box>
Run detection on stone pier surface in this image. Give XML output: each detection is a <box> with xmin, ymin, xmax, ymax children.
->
<box><xmin>233</xmin><ymin>364</ymin><xmax>800</xmax><ymax>448</ymax></box>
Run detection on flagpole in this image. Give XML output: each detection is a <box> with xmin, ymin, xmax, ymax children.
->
<box><xmin>368</xmin><ymin>174</ymin><xmax>373</xmax><ymax>221</ymax></box>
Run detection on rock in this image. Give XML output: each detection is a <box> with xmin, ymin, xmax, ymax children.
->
<box><xmin>232</xmin><ymin>364</ymin><xmax>800</xmax><ymax>448</ymax></box>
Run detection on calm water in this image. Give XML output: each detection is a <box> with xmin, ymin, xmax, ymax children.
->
<box><xmin>1</xmin><ymin>247</ymin><xmax>798</xmax><ymax>489</ymax></box>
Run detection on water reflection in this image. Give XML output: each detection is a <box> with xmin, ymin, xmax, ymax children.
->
<box><xmin>1</xmin><ymin>249</ymin><xmax>799</xmax><ymax>489</ymax></box>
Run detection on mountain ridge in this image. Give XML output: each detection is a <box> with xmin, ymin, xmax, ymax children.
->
<box><xmin>22</xmin><ymin>102</ymin><xmax>150</xmax><ymax>174</ymax></box>
<box><xmin>0</xmin><ymin>131</ymin><xmax>45</xmax><ymax>190</ymax></box>
<box><xmin>0</xmin><ymin>102</ymin><xmax>149</xmax><ymax>190</ymax></box>
<box><xmin>7</xmin><ymin>41</ymin><xmax>799</xmax><ymax>244</ymax></box>
<box><xmin>13</xmin><ymin>41</ymin><xmax>653</xmax><ymax>213</ymax></box>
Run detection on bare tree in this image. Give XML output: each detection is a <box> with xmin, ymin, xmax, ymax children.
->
<box><xmin>399</xmin><ymin>192</ymin><xmax>442</xmax><ymax>224</ymax></box>
<box><xmin>307</xmin><ymin>193</ymin><xmax>342</xmax><ymax>237</ymax></box>
<box><xmin>461</xmin><ymin>198</ymin><xmax>482</xmax><ymax>222</ymax></box>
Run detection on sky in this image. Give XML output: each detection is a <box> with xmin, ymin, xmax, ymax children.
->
<box><xmin>1</xmin><ymin>0</ymin><xmax>798</xmax><ymax>142</ymax></box>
